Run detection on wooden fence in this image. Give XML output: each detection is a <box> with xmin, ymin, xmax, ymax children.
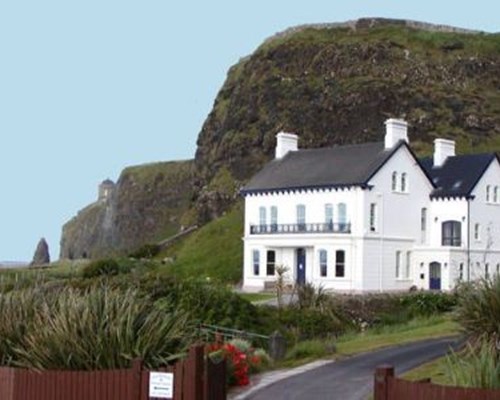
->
<box><xmin>0</xmin><ymin>345</ymin><xmax>226</xmax><ymax>400</ymax></box>
<box><xmin>374</xmin><ymin>364</ymin><xmax>500</xmax><ymax>400</ymax></box>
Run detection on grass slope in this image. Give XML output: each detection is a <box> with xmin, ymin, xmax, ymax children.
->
<box><xmin>162</xmin><ymin>203</ymin><xmax>244</xmax><ymax>283</ymax></box>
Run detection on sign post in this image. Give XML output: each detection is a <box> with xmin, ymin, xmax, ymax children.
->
<box><xmin>149</xmin><ymin>372</ymin><xmax>174</xmax><ymax>399</ymax></box>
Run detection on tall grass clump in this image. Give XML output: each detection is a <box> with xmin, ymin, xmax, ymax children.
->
<box><xmin>455</xmin><ymin>276</ymin><xmax>500</xmax><ymax>347</ymax></box>
<box><xmin>0</xmin><ymin>285</ymin><xmax>194</xmax><ymax>370</ymax></box>
<box><xmin>445</xmin><ymin>341</ymin><xmax>500</xmax><ymax>389</ymax></box>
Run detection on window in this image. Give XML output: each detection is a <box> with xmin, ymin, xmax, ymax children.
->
<box><xmin>270</xmin><ymin>206</ymin><xmax>278</xmax><ymax>232</ymax></box>
<box><xmin>474</xmin><ymin>223</ymin><xmax>480</xmax><ymax>241</ymax></box>
<box><xmin>319</xmin><ymin>249</ymin><xmax>327</xmax><ymax>277</ymax></box>
<box><xmin>421</xmin><ymin>208</ymin><xmax>427</xmax><ymax>243</ymax></box>
<box><xmin>297</xmin><ymin>204</ymin><xmax>306</xmax><ymax>231</ymax></box>
<box><xmin>495</xmin><ymin>186</ymin><xmax>499</xmax><ymax>203</ymax></box>
<box><xmin>252</xmin><ymin>250</ymin><xmax>260</xmax><ymax>276</ymax></box>
<box><xmin>401</xmin><ymin>173</ymin><xmax>407</xmax><ymax>192</ymax></box>
<box><xmin>325</xmin><ymin>204</ymin><xmax>333</xmax><ymax>227</ymax></box>
<box><xmin>405</xmin><ymin>251</ymin><xmax>411</xmax><ymax>279</ymax></box>
<box><xmin>266</xmin><ymin>250</ymin><xmax>276</xmax><ymax>276</ymax></box>
<box><xmin>338</xmin><ymin>203</ymin><xmax>347</xmax><ymax>231</ymax></box>
<box><xmin>369</xmin><ymin>203</ymin><xmax>377</xmax><ymax>232</ymax></box>
<box><xmin>459</xmin><ymin>263</ymin><xmax>464</xmax><ymax>280</ymax></box>
<box><xmin>259</xmin><ymin>206</ymin><xmax>266</xmax><ymax>228</ymax></box>
<box><xmin>335</xmin><ymin>250</ymin><xmax>345</xmax><ymax>277</ymax></box>
<box><xmin>486</xmin><ymin>185</ymin><xmax>491</xmax><ymax>202</ymax></box>
<box><xmin>442</xmin><ymin>220</ymin><xmax>461</xmax><ymax>246</ymax></box>
<box><xmin>485</xmin><ymin>263</ymin><xmax>489</xmax><ymax>279</ymax></box>
<box><xmin>395</xmin><ymin>251</ymin><xmax>402</xmax><ymax>278</ymax></box>
<box><xmin>391</xmin><ymin>171</ymin><xmax>397</xmax><ymax>191</ymax></box>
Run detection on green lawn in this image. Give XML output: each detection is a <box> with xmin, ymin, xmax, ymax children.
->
<box><xmin>335</xmin><ymin>315</ymin><xmax>459</xmax><ymax>356</ymax></box>
<box><xmin>238</xmin><ymin>292</ymin><xmax>275</xmax><ymax>303</ymax></box>
<box><xmin>279</xmin><ymin>315</ymin><xmax>460</xmax><ymax>369</ymax></box>
<box><xmin>402</xmin><ymin>356</ymin><xmax>452</xmax><ymax>385</ymax></box>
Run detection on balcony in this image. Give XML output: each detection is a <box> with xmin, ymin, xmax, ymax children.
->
<box><xmin>250</xmin><ymin>222</ymin><xmax>351</xmax><ymax>235</ymax></box>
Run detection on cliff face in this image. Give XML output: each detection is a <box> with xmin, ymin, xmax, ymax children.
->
<box><xmin>194</xmin><ymin>18</ymin><xmax>500</xmax><ymax>190</ymax></box>
<box><xmin>61</xmin><ymin>18</ymin><xmax>500</xmax><ymax>258</ymax></box>
<box><xmin>60</xmin><ymin>160</ymin><xmax>194</xmax><ymax>259</ymax></box>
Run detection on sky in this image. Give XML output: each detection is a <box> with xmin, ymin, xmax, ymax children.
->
<box><xmin>0</xmin><ymin>1</ymin><xmax>498</xmax><ymax>262</ymax></box>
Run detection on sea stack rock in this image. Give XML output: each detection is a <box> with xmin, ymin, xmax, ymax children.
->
<box><xmin>31</xmin><ymin>238</ymin><xmax>50</xmax><ymax>266</ymax></box>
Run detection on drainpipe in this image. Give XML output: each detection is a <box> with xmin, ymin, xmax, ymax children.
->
<box><xmin>377</xmin><ymin>192</ymin><xmax>384</xmax><ymax>292</ymax></box>
<box><xmin>467</xmin><ymin>197</ymin><xmax>471</xmax><ymax>281</ymax></box>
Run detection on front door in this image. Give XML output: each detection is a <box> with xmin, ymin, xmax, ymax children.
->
<box><xmin>296</xmin><ymin>248</ymin><xmax>306</xmax><ymax>285</ymax></box>
<box><xmin>429</xmin><ymin>262</ymin><xmax>441</xmax><ymax>290</ymax></box>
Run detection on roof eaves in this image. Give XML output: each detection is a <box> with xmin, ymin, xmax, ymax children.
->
<box><xmin>240</xmin><ymin>182</ymin><xmax>370</xmax><ymax>196</ymax></box>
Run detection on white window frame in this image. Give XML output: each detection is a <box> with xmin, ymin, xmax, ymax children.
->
<box><xmin>395</xmin><ymin>251</ymin><xmax>402</xmax><ymax>279</ymax></box>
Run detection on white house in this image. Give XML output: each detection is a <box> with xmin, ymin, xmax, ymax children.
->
<box><xmin>241</xmin><ymin>119</ymin><xmax>500</xmax><ymax>292</ymax></box>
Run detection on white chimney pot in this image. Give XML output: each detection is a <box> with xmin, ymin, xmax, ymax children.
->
<box><xmin>384</xmin><ymin>118</ymin><xmax>409</xmax><ymax>149</ymax></box>
<box><xmin>433</xmin><ymin>138</ymin><xmax>455</xmax><ymax>167</ymax></box>
<box><xmin>275</xmin><ymin>132</ymin><xmax>298</xmax><ymax>159</ymax></box>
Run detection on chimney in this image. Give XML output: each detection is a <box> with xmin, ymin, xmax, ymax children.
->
<box><xmin>384</xmin><ymin>119</ymin><xmax>409</xmax><ymax>149</ymax></box>
<box><xmin>275</xmin><ymin>132</ymin><xmax>298</xmax><ymax>159</ymax></box>
<box><xmin>433</xmin><ymin>138</ymin><xmax>455</xmax><ymax>167</ymax></box>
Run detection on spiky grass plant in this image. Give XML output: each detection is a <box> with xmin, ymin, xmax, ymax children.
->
<box><xmin>445</xmin><ymin>341</ymin><xmax>500</xmax><ymax>389</ymax></box>
<box><xmin>455</xmin><ymin>276</ymin><xmax>500</xmax><ymax>347</ymax></box>
<box><xmin>0</xmin><ymin>285</ymin><xmax>194</xmax><ymax>370</ymax></box>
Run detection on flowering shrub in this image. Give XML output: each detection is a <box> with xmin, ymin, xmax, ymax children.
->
<box><xmin>206</xmin><ymin>339</ymin><xmax>270</xmax><ymax>386</ymax></box>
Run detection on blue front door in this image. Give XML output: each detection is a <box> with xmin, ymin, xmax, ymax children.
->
<box><xmin>296</xmin><ymin>248</ymin><xmax>306</xmax><ymax>285</ymax></box>
<box><xmin>429</xmin><ymin>262</ymin><xmax>441</xmax><ymax>290</ymax></box>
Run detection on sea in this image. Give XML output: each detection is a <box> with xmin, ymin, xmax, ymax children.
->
<box><xmin>0</xmin><ymin>261</ymin><xmax>29</xmax><ymax>269</ymax></box>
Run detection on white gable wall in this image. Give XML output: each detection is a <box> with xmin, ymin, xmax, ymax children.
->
<box><xmin>362</xmin><ymin>145</ymin><xmax>434</xmax><ymax>291</ymax></box>
<box><xmin>469</xmin><ymin>159</ymin><xmax>500</xmax><ymax>280</ymax></box>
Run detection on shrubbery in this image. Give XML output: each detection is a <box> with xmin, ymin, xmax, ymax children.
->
<box><xmin>128</xmin><ymin>244</ymin><xmax>161</xmax><ymax>259</ymax></box>
<box><xmin>0</xmin><ymin>285</ymin><xmax>194</xmax><ymax>370</ymax></box>
<box><xmin>81</xmin><ymin>258</ymin><xmax>123</xmax><ymax>278</ymax></box>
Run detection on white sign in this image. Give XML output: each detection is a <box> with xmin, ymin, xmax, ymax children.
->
<box><xmin>149</xmin><ymin>372</ymin><xmax>174</xmax><ymax>399</ymax></box>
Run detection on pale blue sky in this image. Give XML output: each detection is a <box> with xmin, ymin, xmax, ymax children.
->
<box><xmin>0</xmin><ymin>1</ymin><xmax>498</xmax><ymax>261</ymax></box>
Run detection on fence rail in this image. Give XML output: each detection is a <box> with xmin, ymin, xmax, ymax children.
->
<box><xmin>0</xmin><ymin>345</ymin><xmax>226</xmax><ymax>400</ymax></box>
<box><xmin>374</xmin><ymin>365</ymin><xmax>500</xmax><ymax>400</ymax></box>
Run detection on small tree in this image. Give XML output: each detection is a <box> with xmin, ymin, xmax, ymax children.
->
<box><xmin>275</xmin><ymin>265</ymin><xmax>289</xmax><ymax>310</ymax></box>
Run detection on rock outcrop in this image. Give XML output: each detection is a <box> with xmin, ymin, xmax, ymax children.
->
<box><xmin>31</xmin><ymin>238</ymin><xmax>50</xmax><ymax>266</ymax></box>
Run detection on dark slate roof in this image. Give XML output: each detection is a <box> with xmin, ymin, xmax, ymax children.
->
<box><xmin>242</xmin><ymin>141</ymin><xmax>405</xmax><ymax>194</ymax></box>
<box><xmin>420</xmin><ymin>153</ymin><xmax>497</xmax><ymax>199</ymax></box>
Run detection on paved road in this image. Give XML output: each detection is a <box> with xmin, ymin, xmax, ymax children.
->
<box><xmin>246</xmin><ymin>337</ymin><xmax>460</xmax><ymax>400</ymax></box>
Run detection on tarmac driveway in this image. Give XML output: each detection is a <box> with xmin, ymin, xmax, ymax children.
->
<box><xmin>244</xmin><ymin>337</ymin><xmax>460</xmax><ymax>400</ymax></box>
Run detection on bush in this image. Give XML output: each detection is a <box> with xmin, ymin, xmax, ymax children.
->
<box><xmin>400</xmin><ymin>291</ymin><xmax>457</xmax><ymax>316</ymax></box>
<box><xmin>455</xmin><ymin>277</ymin><xmax>500</xmax><ymax>346</ymax></box>
<box><xmin>206</xmin><ymin>339</ymin><xmax>271</xmax><ymax>386</ymax></box>
<box><xmin>129</xmin><ymin>244</ymin><xmax>161</xmax><ymax>259</ymax></box>
<box><xmin>81</xmin><ymin>259</ymin><xmax>123</xmax><ymax>279</ymax></box>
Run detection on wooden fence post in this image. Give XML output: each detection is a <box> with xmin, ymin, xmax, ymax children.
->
<box><xmin>131</xmin><ymin>358</ymin><xmax>143</xmax><ymax>400</ymax></box>
<box><xmin>374</xmin><ymin>365</ymin><xmax>394</xmax><ymax>400</ymax></box>
<box><xmin>184</xmin><ymin>345</ymin><xmax>204</xmax><ymax>400</ymax></box>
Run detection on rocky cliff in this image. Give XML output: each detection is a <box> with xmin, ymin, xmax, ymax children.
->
<box><xmin>194</xmin><ymin>18</ymin><xmax>500</xmax><ymax>190</ymax></box>
<box><xmin>60</xmin><ymin>160</ymin><xmax>194</xmax><ymax>259</ymax></box>
<box><xmin>61</xmin><ymin>18</ymin><xmax>500</xmax><ymax>258</ymax></box>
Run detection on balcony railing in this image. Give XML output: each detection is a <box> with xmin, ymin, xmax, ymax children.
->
<box><xmin>250</xmin><ymin>222</ymin><xmax>351</xmax><ymax>235</ymax></box>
